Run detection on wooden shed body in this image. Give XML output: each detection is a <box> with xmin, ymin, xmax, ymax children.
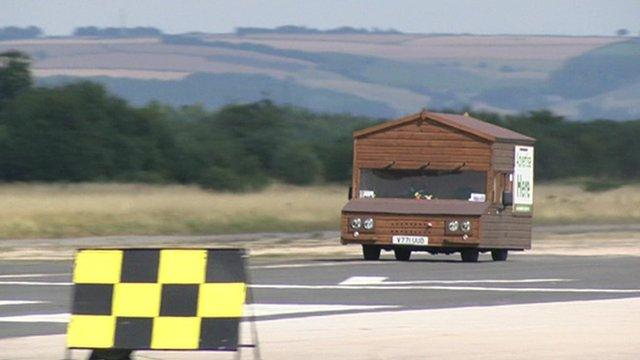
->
<box><xmin>341</xmin><ymin>110</ymin><xmax>535</xmax><ymax>250</ymax></box>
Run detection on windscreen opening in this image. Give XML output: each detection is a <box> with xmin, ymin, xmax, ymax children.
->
<box><xmin>359</xmin><ymin>169</ymin><xmax>486</xmax><ymax>200</ymax></box>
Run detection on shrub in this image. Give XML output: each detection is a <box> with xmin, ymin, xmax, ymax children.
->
<box><xmin>582</xmin><ymin>180</ymin><xmax>624</xmax><ymax>193</ymax></box>
<box><xmin>197</xmin><ymin>167</ymin><xmax>245</xmax><ymax>191</ymax></box>
<box><xmin>272</xmin><ymin>143</ymin><xmax>321</xmax><ymax>185</ymax></box>
<box><xmin>197</xmin><ymin>166</ymin><xmax>269</xmax><ymax>192</ymax></box>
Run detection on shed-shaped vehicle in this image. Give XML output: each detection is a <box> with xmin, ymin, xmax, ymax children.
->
<box><xmin>340</xmin><ymin>110</ymin><xmax>535</xmax><ymax>262</ymax></box>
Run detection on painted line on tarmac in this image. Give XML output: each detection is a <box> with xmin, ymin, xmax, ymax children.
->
<box><xmin>0</xmin><ymin>313</ymin><xmax>69</xmax><ymax>323</ymax></box>
<box><xmin>0</xmin><ymin>304</ymin><xmax>398</xmax><ymax>323</ymax></box>
<box><xmin>250</xmin><ymin>284</ymin><xmax>640</xmax><ymax>293</ymax></box>
<box><xmin>245</xmin><ymin>304</ymin><xmax>398</xmax><ymax>316</ymax></box>
<box><xmin>339</xmin><ymin>276</ymin><xmax>573</xmax><ymax>285</ymax></box>
<box><xmin>380</xmin><ymin>279</ymin><xmax>575</xmax><ymax>285</ymax></box>
<box><xmin>0</xmin><ymin>281</ymin><xmax>72</xmax><ymax>286</ymax></box>
<box><xmin>3</xmin><ymin>279</ymin><xmax>633</xmax><ymax>295</ymax></box>
<box><xmin>0</xmin><ymin>279</ymin><xmax>573</xmax><ymax>287</ymax></box>
<box><xmin>340</xmin><ymin>276</ymin><xmax>388</xmax><ymax>285</ymax></box>
<box><xmin>397</xmin><ymin>286</ymin><xmax>640</xmax><ymax>294</ymax></box>
<box><xmin>0</xmin><ymin>273</ymin><xmax>70</xmax><ymax>279</ymax></box>
<box><xmin>251</xmin><ymin>261</ymin><xmax>396</xmax><ymax>269</ymax></box>
<box><xmin>0</xmin><ymin>301</ymin><xmax>47</xmax><ymax>306</ymax></box>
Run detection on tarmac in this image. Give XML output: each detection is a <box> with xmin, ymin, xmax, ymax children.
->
<box><xmin>1</xmin><ymin>225</ymin><xmax>639</xmax><ymax>359</ymax></box>
<box><xmin>0</xmin><ymin>297</ymin><xmax>638</xmax><ymax>359</ymax></box>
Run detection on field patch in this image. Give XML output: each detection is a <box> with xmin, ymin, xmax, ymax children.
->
<box><xmin>2</xmin><ymin>183</ymin><xmax>640</xmax><ymax>239</ymax></box>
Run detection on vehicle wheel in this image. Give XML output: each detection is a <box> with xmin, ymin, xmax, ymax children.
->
<box><xmin>491</xmin><ymin>249</ymin><xmax>508</xmax><ymax>261</ymax></box>
<box><xmin>394</xmin><ymin>248</ymin><xmax>411</xmax><ymax>261</ymax></box>
<box><xmin>362</xmin><ymin>245</ymin><xmax>381</xmax><ymax>260</ymax></box>
<box><xmin>460</xmin><ymin>249</ymin><xmax>479</xmax><ymax>262</ymax></box>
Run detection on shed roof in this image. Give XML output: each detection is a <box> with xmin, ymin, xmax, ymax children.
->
<box><xmin>354</xmin><ymin>111</ymin><xmax>535</xmax><ymax>144</ymax></box>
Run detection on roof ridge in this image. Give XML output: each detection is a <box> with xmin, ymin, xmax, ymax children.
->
<box><xmin>353</xmin><ymin>110</ymin><xmax>534</xmax><ymax>143</ymax></box>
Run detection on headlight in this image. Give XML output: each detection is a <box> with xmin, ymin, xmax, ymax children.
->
<box><xmin>447</xmin><ymin>220</ymin><xmax>459</xmax><ymax>232</ymax></box>
<box><xmin>363</xmin><ymin>218</ymin><xmax>374</xmax><ymax>230</ymax></box>
<box><xmin>461</xmin><ymin>220</ymin><xmax>471</xmax><ymax>232</ymax></box>
<box><xmin>350</xmin><ymin>217</ymin><xmax>362</xmax><ymax>229</ymax></box>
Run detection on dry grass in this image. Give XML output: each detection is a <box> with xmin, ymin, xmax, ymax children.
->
<box><xmin>534</xmin><ymin>184</ymin><xmax>640</xmax><ymax>224</ymax></box>
<box><xmin>1</xmin><ymin>182</ymin><xmax>640</xmax><ymax>239</ymax></box>
<box><xmin>0</xmin><ymin>183</ymin><xmax>345</xmax><ymax>239</ymax></box>
<box><xmin>208</xmin><ymin>34</ymin><xmax>619</xmax><ymax>61</ymax></box>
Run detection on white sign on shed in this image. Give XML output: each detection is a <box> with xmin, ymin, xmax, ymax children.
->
<box><xmin>513</xmin><ymin>145</ymin><xmax>534</xmax><ymax>212</ymax></box>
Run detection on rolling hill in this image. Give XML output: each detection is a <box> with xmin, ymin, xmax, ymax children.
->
<box><xmin>1</xmin><ymin>32</ymin><xmax>637</xmax><ymax>119</ymax></box>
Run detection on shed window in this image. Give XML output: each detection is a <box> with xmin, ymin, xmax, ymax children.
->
<box><xmin>359</xmin><ymin>169</ymin><xmax>486</xmax><ymax>200</ymax></box>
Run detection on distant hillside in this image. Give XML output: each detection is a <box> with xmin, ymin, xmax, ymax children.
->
<box><xmin>162</xmin><ymin>35</ymin><xmax>492</xmax><ymax>106</ymax></box>
<box><xmin>39</xmin><ymin>73</ymin><xmax>397</xmax><ymax>118</ymax></box>
<box><xmin>549</xmin><ymin>38</ymin><xmax>640</xmax><ymax>99</ymax></box>
<box><xmin>1</xmin><ymin>31</ymin><xmax>637</xmax><ymax>119</ymax></box>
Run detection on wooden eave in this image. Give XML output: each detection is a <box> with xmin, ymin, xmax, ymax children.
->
<box><xmin>353</xmin><ymin>111</ymin><xmax>535</xmax><ymax>145</ymax></box>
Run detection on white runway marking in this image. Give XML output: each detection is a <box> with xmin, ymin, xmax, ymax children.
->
<box><xmin>0</xmin><ymin>301</ymin><xmax>47</xmax><ymax>306</ymax></box>
<box><xmin>1</xmin><ymin>278</ymin><xmax>632</xmax><ymax>294</ymax></box>
<box><xmin>250</xmin><ymin>284</ymin><xmax>640</xmax><ymax>293</ymax></box>
<box><xmin>246</xmin><ymin>304</ymin><xmax>398</xmax><ymax>316</ymax></box>
<box><xmin>375</xmin><ymin>278</ymin><xmax>575</xmax><ymax>285</ymax></box>
<box><xmin>340</xmin><ymin>276</ymin><xmax>388</xmax><ymax>285</ymax></box>
<box><xmin>415</xmin><ymin>286</ymin><xmax>640</xmax><ymax>293</ymax></box>
<box><xmin>0</xmin><ymin>281</ymin><xmax>72</xmax><ymax>286</ymax></box>
<box><xmin>251</xmin><ymin>261</ymin><xmax>396</xmax><ymax>269</ymax></box>
<box><xmin>0</xmin><ymin>313</ymin><xmax>69</xmax><ymax>323</ymax></box>
<box><xmin>0</xmin><ymin>273</ymin><xmax>70</xmax><ymax>279</ymax></box>
<box><xmin>0</xmin><ymin>304</ymin><xmax>397</xmax><ymax>323</ymax></box>
<box><xmin>338</xmin><ymin>276</ymin><xmax>573</xmax><ymax>285</ymax></box>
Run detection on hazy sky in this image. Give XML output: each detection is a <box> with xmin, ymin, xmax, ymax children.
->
<box><xmin>3</xmin><ymin>0</ymin><xmax>639</xmax><ymax>36</ymax></box>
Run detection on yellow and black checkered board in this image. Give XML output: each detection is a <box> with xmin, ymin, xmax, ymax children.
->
<box><xmin>67</xmin><ymin>248</ymin><xmax>246</xmax><ymax>351</ymax></box>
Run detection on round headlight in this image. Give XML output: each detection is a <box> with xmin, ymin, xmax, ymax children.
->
<box><xmin>461</xmin><ymin>220</ymin><xmax>471</xmax><ymax>232</ymax></box>
<box><xmin>363</xmin><ymin>218</ymin><xmax>374</xmax><ymax>230</ymax></box>
<box><xmin>350</xmin><ymin>218</ymin><xmax>362</xmax><ymax>229</ymax></box>
<box><xmin>448</xmin><ymin>220</ymin><xmax>459</xmax><ymax>232</ymax></box>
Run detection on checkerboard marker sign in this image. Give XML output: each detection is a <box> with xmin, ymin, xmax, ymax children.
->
<box><xmin>67</xmin><ymin>248</ymin><xmax>248</xmax><ymax>356</ymax></box>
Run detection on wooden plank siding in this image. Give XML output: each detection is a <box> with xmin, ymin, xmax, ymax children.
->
<box><xmin>492</xmin><ymin>142</ymin><xmax>515</xmax><ymax>172</ymax></box>
<box><xmin>353</xmin><ymin>119</ymin><xmax>492</xmax><ymax>195</ymax></box>
<box><xmin>484</xmin><ymin>142</ymin><xmax>532</xmax><ymax>249</ymax></box>
<box><xmin>480</xmin><ymin>207</ymin><xmax>532</xmax><ymax>249</ymax></box>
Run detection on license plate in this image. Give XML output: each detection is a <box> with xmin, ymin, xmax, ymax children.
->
<box><xmin>392</xmin><ymin>236</ymin><xmax>429</xmax><ymax>246</ymax></box>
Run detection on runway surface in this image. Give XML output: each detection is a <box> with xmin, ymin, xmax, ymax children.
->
<box><xmin>1</xmin><ymin>252</ymin><xmax>639</xmax><ymax>340</ymax></box>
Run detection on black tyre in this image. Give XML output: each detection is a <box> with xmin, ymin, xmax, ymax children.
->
<box><xmin>394</xmin><ymin>248</ymin><xmax>412</xmax><ymax>261</ymax></box>
<box><xmin>460</xmin><ymin>249</ymin><xmax>479</xmax><ymax>262</ymax></box>
<box><xmin>491</xmin><ymin>249</ymin><xmax>508</xmax><ymax>261</ymax></box>
<box><xmin>362</xmin><ymin>245</ymin><xmax>381</xmax><ymax>260</ymax></box>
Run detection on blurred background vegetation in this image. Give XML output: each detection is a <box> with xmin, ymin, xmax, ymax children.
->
<box><xmin>3</xmin><ymin>50</ymin><xmax>640</xmax><ymax>237</ymax></box>
<box><xmin>1</xmin><ymin>50</ymin><xmax>640</xmax><ymax>193</ymax></box>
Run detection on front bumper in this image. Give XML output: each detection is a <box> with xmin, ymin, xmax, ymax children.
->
<box><xmin>340</xmin><ymin>213</ymin><xmax>480</xmax><ymax>247</ymax></box>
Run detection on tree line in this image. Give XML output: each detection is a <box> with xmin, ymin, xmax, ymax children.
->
<box><xmin>0</xmin><ymin>26</ymin><xmax>164</xmax><ymax>39</ymax></box>
<box><xmin>0</xmin><ymin>26</ymin><xmax>43</xmax><ymax>40</ymax></box>
<box><xmin>73</xmin><ymin>26</ymin><xmax>163</xmax><ymax>37</ymax></box>
<box><xmin>0</xmin><ymin>51</ymin><xmax>370</xmax><ymax>190</ymax></box>
<box><xmin>466</xmin><ymin>109</ymin><xmax>640</xmax><ymax>181</ymax></box>
<box><xmin>236</xmin><ymin>25</ymin><xmax>402</xmax><ymax>36</ymax></box>
<box><xmin>1</xmin><ymin>51</ymin><xmax>639</xmax><ymax>190</ymax></box>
